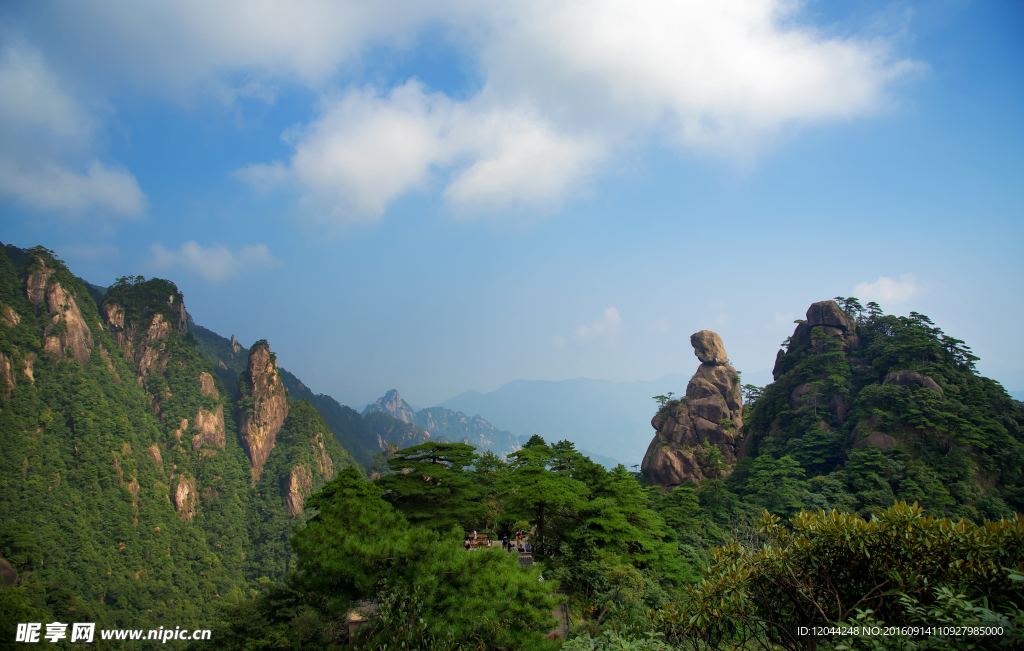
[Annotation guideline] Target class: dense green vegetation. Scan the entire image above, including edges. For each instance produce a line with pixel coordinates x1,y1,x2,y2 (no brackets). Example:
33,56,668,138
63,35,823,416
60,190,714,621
2,245,1022,650
0,246,360,648
0,248,253,644
736,298,1024,522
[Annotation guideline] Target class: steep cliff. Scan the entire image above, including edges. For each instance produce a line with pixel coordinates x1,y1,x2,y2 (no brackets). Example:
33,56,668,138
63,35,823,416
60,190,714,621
642,331,743,488
247,399,356,576
0,247,255,631
238,341,290,485
0,243,367,635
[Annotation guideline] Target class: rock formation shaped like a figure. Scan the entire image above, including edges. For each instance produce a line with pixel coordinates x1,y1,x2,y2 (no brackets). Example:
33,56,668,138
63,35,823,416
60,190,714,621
642,330,743,489
239,342,290,485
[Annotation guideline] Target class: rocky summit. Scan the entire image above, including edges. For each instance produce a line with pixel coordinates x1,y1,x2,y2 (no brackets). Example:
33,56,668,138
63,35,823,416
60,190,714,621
642,330,743,488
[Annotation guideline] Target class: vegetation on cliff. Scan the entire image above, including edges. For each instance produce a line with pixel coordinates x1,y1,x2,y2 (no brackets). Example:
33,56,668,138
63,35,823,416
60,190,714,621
735,299,1024,522
0,245,358,644
2,244,1021,650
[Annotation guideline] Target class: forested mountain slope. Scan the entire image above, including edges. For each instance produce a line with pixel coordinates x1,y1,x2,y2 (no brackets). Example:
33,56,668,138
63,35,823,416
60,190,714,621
0,245,358,641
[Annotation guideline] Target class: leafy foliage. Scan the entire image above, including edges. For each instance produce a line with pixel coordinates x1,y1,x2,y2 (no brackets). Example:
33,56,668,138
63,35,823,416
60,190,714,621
671,503,1023,650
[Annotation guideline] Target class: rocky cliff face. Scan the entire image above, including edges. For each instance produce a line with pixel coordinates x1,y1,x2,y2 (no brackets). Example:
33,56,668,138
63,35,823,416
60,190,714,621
285,465,312,516
102,294,187,384
763,300,950,454
642,330,743,488
239,342,290,485
26,259,95,367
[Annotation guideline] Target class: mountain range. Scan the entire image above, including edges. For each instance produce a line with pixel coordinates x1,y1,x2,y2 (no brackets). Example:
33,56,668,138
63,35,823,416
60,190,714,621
363,389,523,459
2,240,1022,644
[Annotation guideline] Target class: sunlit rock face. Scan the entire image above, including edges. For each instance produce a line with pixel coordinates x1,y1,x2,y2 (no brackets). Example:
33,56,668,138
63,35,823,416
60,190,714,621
642,331,743,489
239,342,289,485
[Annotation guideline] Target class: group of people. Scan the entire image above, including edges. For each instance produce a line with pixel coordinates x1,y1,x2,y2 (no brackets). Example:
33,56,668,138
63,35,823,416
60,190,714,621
463,530,486,550
461,528,558,558
501,529,531,554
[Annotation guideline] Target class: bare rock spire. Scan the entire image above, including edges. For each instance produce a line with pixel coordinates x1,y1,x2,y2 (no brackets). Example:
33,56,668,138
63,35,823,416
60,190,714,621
641,331,743,489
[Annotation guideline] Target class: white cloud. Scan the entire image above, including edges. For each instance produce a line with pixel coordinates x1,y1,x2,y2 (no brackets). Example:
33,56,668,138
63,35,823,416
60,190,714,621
853,273,925,305
0,45,146,217
551,335,567,349
19,0,920,218
652,319,671,334
149,241,278,282
287,82,453,218
240,81,602,221
572,307,622,343
0,160,146,216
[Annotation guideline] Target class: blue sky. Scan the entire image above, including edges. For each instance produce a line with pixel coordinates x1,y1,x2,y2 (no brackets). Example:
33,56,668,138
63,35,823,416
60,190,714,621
1,0,1022,408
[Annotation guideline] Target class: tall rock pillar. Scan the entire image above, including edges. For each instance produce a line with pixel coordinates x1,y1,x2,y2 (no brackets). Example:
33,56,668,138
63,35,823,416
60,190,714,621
641,330,743,489
239,341,289,485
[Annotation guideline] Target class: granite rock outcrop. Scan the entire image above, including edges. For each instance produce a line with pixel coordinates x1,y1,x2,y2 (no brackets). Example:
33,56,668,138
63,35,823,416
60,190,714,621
642,331,743,489
239,341,289,485
773,300,860,380
102,295,187,384
285,465,312,516
192,405,226,451
24,259,95,367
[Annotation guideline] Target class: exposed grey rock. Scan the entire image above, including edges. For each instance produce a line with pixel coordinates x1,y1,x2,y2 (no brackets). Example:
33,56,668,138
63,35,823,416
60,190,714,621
882,370,943,393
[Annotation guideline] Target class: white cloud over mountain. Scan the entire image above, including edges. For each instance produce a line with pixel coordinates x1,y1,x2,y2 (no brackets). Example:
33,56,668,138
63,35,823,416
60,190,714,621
853,273,926,305
12,0,921,221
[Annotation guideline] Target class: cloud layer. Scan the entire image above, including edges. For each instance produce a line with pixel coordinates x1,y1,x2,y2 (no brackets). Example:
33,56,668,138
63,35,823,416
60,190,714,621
11,0,921,221
0,45,146,217
149,241,278,282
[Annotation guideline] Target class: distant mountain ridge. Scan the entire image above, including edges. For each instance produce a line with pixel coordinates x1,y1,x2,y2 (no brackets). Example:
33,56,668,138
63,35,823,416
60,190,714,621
439,375,693,466
363,389,418,424
363,389,522,457
189,327,434,468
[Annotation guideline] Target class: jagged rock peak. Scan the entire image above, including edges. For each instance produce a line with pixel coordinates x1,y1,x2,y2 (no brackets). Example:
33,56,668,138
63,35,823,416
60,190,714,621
239,341,289,485
691,330,728,365
642,333,743,489
364,389,417,424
